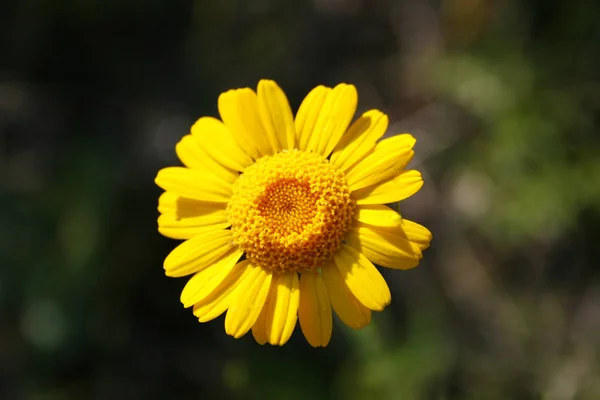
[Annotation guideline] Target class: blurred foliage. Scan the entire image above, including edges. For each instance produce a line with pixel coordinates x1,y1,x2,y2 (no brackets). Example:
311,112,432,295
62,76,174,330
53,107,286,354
1,0,600,399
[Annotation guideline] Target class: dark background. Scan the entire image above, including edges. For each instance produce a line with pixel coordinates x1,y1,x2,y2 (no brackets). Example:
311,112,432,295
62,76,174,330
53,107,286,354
2,0,600,399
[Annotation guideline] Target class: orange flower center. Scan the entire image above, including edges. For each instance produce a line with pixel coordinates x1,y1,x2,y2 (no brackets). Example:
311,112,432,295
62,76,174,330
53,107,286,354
227,150,355,273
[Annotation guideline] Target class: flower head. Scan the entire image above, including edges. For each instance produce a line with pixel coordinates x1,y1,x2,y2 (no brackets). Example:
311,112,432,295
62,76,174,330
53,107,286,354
155,80,431,347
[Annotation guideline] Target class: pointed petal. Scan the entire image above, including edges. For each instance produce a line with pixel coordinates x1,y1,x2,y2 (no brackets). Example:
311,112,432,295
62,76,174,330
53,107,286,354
354,204,402,228
333,244,391,311
155,167,232,203
163,230,235,277
346,134,416,191
180,248,244,307
225,263,273,338
345,225,423,270
321,260,371,329
218,88,271,158
191,117,254,171
257,80,295,151
330,110,388,171
298,272,332,347
193,259,254,322
353,170,424,205
304,84,358,157
295,85,331,151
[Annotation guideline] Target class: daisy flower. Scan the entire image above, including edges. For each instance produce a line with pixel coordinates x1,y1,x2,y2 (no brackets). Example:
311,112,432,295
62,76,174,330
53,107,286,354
155,80,431,347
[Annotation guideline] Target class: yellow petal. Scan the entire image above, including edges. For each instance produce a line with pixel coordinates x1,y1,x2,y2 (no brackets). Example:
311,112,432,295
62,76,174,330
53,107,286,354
193,259,254,322
298,272,332,347
321,260,371,329
353,170,424,205
252,272,302,346
225,263,273,338
191,117,254,171
155,167,232,203
158,215,229,240
251,305,268,345
157,197,229,239
354,204,402,228
345,225,422,270
330,110,388,171
257,80,295,151
295,85,331,151
163,230,235,277
218,88,271,158
260,272,300,346
333,244,391,311
174,134,204,169
175,135,239,183
346,134,416,191
180,248,243,307
158,192,225,217
401,219,433,250
304,84,358,157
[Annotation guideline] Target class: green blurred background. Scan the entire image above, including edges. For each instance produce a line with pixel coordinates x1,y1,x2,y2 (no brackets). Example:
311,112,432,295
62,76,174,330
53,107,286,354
2,0,600,398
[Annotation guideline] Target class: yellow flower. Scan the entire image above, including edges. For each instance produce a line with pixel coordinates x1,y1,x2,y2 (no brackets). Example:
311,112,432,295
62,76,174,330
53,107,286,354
155,80,431,347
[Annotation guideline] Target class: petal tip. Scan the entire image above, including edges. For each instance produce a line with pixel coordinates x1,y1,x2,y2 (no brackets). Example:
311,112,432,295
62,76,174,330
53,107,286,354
258,79,279,90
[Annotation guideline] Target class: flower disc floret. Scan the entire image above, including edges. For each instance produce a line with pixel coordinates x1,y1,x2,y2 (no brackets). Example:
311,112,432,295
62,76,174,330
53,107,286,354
227,150,355,273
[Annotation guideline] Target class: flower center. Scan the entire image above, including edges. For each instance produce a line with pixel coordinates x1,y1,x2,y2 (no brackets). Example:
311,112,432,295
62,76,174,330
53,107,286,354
227,150,355,274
